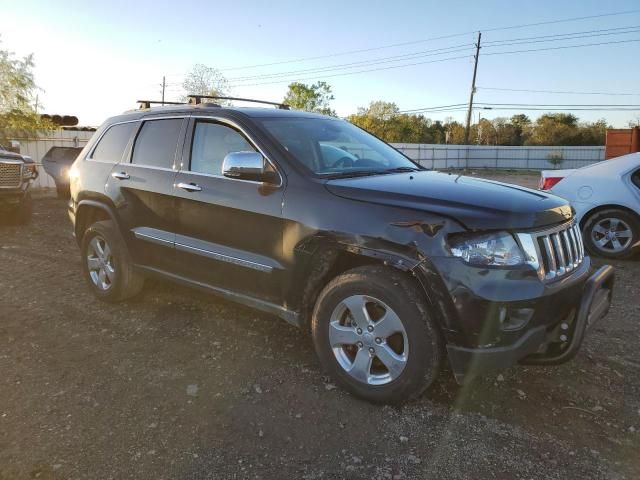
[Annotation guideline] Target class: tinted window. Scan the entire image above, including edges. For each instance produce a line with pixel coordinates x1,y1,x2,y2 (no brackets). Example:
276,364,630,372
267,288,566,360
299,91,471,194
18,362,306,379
190,122,256,175
131,119,183,169
632,168,640,189
91,123,136,163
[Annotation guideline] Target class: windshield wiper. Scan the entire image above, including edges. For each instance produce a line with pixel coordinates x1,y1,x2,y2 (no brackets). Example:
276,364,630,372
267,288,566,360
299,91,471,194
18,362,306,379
384,166,421,173
322,170,388,179
322,166,422,179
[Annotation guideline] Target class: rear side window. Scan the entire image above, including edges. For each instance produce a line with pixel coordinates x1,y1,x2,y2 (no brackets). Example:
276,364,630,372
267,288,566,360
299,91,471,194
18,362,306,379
632,168,640,189
91,122,136,163
131,119,183,169
190,121,256,175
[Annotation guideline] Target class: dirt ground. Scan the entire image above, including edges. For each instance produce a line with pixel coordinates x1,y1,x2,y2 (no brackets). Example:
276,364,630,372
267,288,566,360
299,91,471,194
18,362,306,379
1,174,639,480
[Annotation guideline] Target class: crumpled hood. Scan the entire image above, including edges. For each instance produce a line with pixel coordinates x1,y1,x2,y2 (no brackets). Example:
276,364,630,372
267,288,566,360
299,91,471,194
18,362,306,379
324,171,573,230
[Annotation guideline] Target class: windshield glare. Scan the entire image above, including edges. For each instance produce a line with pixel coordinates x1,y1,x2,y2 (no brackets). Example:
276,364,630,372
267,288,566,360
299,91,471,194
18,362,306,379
258,117,419,176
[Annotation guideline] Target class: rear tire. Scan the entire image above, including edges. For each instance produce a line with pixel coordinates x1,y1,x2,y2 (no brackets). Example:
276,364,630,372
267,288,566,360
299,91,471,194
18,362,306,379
582,209,639,259
311,265,443,404
80,220,144,302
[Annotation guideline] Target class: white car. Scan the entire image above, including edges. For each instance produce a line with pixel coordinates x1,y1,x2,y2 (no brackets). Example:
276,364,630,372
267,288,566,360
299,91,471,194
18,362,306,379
539,152,640,259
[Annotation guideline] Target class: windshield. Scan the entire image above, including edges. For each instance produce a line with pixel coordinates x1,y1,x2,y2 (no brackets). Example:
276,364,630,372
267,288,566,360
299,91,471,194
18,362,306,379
258,117,420,177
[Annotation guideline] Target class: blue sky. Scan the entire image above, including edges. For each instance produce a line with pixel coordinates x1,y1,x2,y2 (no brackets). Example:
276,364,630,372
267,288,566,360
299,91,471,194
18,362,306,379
1,0,639,126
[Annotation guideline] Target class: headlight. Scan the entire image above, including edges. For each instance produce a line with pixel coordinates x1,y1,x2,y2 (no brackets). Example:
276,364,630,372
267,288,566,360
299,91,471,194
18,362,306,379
22,163,37,178
449,231,524,266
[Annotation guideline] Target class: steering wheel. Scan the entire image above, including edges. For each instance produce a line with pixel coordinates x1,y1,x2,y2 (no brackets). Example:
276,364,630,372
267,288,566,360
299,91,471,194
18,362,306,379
330,156,355,169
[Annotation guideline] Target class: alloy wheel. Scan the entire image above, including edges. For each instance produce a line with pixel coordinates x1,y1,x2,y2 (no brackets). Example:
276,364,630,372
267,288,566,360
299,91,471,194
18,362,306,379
591,217,633,253
87,235,115,290
329,295,408,385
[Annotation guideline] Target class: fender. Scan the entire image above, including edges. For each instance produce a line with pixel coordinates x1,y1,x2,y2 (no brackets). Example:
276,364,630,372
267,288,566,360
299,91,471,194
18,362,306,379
74,197,120,241
286,233,425,328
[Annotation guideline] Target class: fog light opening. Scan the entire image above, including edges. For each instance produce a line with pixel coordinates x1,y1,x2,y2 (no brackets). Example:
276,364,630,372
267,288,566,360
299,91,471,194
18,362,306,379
500,307,534,331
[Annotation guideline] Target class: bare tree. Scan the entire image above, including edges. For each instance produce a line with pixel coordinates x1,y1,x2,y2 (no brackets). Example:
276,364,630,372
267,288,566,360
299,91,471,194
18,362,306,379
181,64,229,101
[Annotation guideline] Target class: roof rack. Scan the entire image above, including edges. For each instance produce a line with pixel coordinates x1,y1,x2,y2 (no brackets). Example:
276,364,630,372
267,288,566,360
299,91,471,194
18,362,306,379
137,99,186,109
187,95,290,110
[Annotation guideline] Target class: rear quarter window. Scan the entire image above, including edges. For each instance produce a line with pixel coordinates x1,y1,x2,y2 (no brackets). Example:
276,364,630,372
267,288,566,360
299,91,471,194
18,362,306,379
632,168,640,190
91,122,137,163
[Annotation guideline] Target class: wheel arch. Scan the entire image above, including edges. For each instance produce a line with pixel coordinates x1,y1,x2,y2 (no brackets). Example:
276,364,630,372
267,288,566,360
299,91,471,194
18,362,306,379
74,199,119,244
289,238,450,339
579,203,640,230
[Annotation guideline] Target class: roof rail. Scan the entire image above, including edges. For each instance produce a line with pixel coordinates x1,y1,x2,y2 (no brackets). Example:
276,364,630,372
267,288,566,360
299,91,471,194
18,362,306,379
187,95,290,110
137,99,186,109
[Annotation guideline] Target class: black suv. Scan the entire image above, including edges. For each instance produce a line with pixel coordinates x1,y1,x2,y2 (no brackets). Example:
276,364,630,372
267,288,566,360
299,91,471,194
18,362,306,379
68,98,614,403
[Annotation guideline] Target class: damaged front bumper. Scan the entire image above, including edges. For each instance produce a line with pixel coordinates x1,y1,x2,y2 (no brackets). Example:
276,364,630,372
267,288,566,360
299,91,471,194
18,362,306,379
445,265,614,384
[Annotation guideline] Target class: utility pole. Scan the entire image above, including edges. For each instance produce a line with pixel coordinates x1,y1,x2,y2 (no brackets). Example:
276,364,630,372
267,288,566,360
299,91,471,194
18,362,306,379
161,76,166,105
463,32,482,149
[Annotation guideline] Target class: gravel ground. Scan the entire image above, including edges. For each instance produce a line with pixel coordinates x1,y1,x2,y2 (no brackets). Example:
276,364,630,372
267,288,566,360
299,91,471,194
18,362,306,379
1,178,639,480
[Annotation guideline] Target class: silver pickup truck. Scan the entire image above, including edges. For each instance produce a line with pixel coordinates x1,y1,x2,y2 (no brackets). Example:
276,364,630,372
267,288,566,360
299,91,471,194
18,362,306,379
0,143,38,224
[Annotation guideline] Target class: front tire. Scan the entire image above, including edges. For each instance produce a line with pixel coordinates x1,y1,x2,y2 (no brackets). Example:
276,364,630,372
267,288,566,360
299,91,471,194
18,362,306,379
582,209,639,259
311,265,443,404
80,220,144,302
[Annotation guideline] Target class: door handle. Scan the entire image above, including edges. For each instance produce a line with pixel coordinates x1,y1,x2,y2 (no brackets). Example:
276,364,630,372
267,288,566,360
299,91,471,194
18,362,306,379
177,182,202,192
112,171,130,180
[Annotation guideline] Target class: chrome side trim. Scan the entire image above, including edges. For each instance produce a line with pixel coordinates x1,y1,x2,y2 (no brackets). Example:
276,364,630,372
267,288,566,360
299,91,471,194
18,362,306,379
132,227,276,273
132,227,174,247
175,242,273,273
129,163,176,172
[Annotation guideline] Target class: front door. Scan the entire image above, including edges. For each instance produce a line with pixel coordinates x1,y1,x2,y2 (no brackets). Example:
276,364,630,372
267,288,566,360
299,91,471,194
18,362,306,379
172,118,285,303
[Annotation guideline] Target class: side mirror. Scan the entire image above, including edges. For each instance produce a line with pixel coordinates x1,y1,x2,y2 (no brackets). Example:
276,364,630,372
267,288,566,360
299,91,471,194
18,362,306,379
223,151,272,183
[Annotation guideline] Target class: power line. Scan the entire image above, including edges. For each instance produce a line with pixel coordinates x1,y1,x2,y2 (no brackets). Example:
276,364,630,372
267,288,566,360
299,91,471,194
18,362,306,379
476,103,640,107
228,54,472,88
230,37,640,88
482,24,640,45
228,44,474,82
478,107,639,111
397,103,640,114
482,26,640,48
478,87,640,96
482,37,640,56
227,30,638,85
400,103,468,113
218,9,640,71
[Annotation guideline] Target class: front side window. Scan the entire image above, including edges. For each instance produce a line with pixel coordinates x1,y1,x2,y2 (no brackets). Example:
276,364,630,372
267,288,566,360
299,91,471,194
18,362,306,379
91,122,136,163
190,121,256,175
131,119,183,169
258,117,420,177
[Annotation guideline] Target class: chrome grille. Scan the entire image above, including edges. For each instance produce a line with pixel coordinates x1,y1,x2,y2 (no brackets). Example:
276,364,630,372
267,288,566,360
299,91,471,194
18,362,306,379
0,162,22,188
517,222,585,281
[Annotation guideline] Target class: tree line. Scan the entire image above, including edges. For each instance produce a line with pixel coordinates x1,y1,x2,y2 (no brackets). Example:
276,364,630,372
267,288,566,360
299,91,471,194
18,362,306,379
281,82,612,146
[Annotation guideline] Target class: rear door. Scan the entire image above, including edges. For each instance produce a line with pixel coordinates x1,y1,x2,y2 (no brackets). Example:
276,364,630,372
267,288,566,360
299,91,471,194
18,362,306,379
108,117,187,271
171,117,286,303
